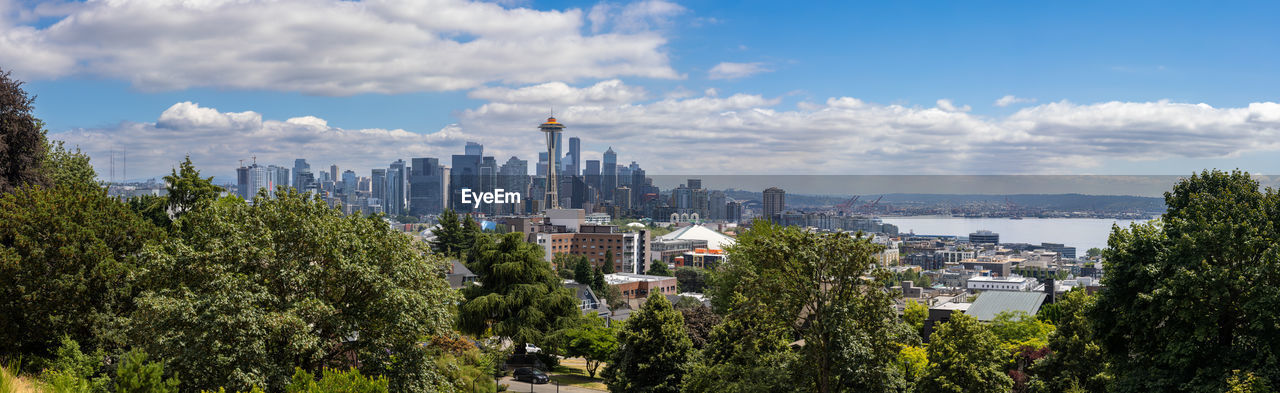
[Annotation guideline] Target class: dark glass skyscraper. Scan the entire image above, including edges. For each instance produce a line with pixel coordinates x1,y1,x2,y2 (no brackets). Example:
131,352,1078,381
409,157,444,215
567,136,580,176
602,147,617,201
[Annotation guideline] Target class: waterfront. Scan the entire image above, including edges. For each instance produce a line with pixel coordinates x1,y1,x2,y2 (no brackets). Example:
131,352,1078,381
881,216,1154,253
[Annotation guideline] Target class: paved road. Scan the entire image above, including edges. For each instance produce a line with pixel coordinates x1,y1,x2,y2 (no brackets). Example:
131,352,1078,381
499,377,604,393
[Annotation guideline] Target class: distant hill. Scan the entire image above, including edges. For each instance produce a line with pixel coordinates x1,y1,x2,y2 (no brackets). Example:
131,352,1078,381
723,190,1165,212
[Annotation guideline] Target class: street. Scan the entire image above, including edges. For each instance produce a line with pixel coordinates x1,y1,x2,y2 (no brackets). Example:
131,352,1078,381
499,376,605,393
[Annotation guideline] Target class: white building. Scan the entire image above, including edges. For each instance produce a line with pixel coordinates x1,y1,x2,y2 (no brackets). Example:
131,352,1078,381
966,275,1042,292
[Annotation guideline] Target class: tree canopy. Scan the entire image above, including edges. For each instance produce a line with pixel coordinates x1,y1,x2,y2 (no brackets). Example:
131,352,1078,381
603,293,692,393
0,68,48,193
458,232,578,347
1093,170,1280,392
920,313,1013,393
128,189,457,392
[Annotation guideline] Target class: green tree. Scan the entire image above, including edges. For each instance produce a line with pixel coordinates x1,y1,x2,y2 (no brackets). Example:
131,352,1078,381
1224,371,1272,393
601,250,615,274
1084,248,1103,259
673,267,707,293
162,156,221,219
904,300,928,336
989,311,1054,353
677,303,720,350
0,69,48,193
129,189,457,392
682,294,799,393
285,367,388,393
1029,289,1109,393
429,209,465,257
43,140,97,189
551,315,617,378
646,261,672,276
458,232,579,348
0,182,162,359
115,351,179,393
603,293,692,393
1093,170,1280,393
40,337,111,393
920,313,1013,393
896,345,929,391
709,221,913,393
591,266,607,293
573,257,594,285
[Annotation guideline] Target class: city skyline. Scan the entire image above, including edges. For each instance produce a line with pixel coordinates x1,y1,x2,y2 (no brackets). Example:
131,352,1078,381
6,1,1279,181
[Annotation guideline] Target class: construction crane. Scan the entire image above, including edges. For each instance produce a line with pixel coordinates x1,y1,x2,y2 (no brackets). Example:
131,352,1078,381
857,195,884,213
835,195,860,215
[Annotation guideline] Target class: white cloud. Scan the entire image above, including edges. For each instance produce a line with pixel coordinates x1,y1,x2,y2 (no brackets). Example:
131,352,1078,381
935,99,971,113
994,95,1037,107
47,83,1280,179
708,62,771,80
0,0,679,95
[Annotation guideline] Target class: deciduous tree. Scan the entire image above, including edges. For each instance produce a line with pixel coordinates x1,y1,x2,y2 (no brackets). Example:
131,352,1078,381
920,313,1012,393
1093,170,1280,392
603,293,691,393
0,69,47,193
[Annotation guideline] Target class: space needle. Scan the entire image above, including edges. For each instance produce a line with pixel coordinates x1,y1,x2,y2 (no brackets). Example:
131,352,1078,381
539,116,565,210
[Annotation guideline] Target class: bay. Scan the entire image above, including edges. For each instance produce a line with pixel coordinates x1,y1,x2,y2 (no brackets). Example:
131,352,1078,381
880,216,1153,252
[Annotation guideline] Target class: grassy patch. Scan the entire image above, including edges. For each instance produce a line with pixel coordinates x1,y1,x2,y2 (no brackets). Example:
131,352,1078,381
549,358,607,391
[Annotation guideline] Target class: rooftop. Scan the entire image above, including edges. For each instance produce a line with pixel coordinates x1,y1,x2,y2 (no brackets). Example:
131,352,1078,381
966,291,1047,321
604,273,675,285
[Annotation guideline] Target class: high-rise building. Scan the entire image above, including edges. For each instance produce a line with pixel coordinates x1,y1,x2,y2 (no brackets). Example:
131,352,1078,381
269,165,289,194
371,169,386,201
450,152,482,212
584,160,600,202
536,152,549,177
291,159,310,191
566,136,580,176
465,141,484,156
602,147,616,202
725,200,743,222
330,164,339,183
479,156,498,214
687,178,702,190
709,191,727,220
409,157,444,215
236,163,273,201
342,170,356,195
615,186,632,211
763,187,786,221
386,160,407,216
498,156,530,214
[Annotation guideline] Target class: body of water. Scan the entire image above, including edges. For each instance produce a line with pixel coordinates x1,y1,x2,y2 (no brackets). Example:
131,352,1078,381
880,216,1153,252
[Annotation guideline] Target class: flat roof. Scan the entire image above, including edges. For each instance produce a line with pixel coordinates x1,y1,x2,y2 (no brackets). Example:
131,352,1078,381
604,273,675,284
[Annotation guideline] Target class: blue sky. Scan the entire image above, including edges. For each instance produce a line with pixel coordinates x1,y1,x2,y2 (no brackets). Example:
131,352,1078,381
4,0,1279,181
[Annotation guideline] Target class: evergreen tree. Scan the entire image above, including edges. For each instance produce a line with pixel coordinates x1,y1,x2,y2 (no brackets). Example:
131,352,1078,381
115,351,179,393
458,233,579,347
573,257,593,285
43,139,97,189
682,294,798,393
603,293,692,393
591,266,607,293
163,156,221,219
0,182,162,359
0,69,48,193
601,250,615,274
646,260,672,276
429,209,464,257
920,313,1012,393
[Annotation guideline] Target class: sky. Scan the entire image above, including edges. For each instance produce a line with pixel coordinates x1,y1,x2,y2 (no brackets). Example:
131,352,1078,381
3,0,1279,183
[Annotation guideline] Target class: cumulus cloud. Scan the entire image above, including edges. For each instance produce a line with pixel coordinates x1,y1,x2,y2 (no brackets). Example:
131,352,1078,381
0,0,679,95
708,62,771,80
48,83,1280,179
935,99,971,113
995,95,1037,107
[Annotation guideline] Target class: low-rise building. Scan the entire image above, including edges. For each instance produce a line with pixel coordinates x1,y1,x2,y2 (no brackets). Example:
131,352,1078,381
966,275,1041,292
605,273,678,307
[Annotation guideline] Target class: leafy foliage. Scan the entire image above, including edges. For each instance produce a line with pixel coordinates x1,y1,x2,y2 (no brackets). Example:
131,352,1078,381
128,189,457,392
920,313,1012,393
39,337,111,393
430,210,480,260
710,220,913,393
673,267,707,293
646,260,672,276
0,183,162,359
675,303,720,350
603,293,691,393
904,300,928,336
1029,289,1109,393
458,232,578,347
1093,170,1280,392
284,367,388,393
0,69,48,193
550,315,617,378
43,140,97,189
114,351,179,393
988,311,1054,353
681,294,798,393
161,156,220,219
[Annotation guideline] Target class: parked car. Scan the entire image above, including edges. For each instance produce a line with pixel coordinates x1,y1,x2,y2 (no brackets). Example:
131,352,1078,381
512,367,549,384
514,342,541,354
